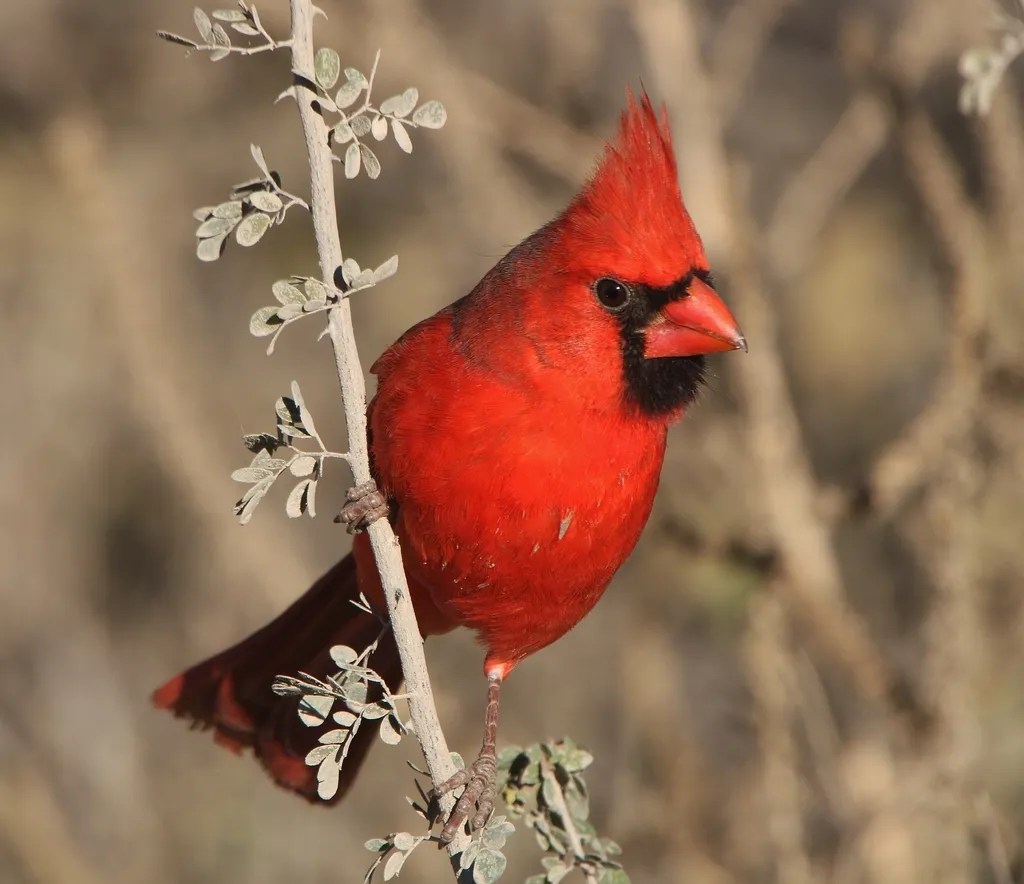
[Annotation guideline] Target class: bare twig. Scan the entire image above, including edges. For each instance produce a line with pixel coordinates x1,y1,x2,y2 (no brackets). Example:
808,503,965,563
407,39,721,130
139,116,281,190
897,105,987,884
539,758,600,884
286,0,465,856
745,591,812,884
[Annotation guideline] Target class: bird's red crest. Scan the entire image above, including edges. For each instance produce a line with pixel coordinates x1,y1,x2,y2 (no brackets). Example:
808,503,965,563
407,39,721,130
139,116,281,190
558,89,705,287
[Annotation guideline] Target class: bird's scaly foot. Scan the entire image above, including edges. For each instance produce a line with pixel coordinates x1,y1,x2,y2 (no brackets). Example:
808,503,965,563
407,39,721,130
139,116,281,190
433,749,498,844
334,480,388,534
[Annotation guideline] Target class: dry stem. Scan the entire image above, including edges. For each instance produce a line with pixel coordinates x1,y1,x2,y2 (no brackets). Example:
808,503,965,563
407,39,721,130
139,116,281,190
286,0,465,857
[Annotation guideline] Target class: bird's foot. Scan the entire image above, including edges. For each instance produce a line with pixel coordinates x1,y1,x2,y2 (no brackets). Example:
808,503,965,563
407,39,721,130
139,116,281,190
334,480,389,534
433,749,498,844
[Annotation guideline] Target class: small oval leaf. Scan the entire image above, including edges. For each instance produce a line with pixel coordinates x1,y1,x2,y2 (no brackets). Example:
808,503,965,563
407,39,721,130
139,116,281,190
194,7,214,43
334,121,354,143
335,80,362,109
379,716,402,745
196,216,237,238
196,232,228,262
273,280,306,305
380,87,418,117
317,755,340,800
290,455,316,477
286,479,311,518
235,212,271,246
249,191,283,212
360,144,381,180
383,850,407,881
391,119,413,153
344,142,361,179
314,47,341,90
246,305,276,338
213,200,244,219
473,848,507,884
393,832,415,852
371,114,388,141
331,645,358,666
412,100,447,129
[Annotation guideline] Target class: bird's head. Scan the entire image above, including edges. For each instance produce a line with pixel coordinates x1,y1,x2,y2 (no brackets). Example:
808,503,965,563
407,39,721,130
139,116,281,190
536,89,746,418
449,89,744,422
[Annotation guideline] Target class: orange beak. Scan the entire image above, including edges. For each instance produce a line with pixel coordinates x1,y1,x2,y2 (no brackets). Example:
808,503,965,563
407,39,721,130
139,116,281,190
643,276,746,358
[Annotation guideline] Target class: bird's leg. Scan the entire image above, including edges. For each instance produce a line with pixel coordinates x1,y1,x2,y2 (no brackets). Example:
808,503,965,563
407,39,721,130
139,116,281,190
434,673,502,843
334,480,389,534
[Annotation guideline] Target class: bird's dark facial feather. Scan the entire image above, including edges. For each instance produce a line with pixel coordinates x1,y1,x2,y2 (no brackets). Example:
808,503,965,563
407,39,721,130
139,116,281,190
594,270,713,417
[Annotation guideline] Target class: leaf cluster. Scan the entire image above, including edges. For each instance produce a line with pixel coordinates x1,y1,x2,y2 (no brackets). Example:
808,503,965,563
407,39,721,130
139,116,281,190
273,631,409,801
307,48,446,180
158,4,285,60
499,740,628,884
232,381,347,524
194,145,308,262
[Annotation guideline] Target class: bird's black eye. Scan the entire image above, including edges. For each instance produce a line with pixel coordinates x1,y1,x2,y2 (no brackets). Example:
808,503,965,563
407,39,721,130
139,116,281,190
594,277,631,312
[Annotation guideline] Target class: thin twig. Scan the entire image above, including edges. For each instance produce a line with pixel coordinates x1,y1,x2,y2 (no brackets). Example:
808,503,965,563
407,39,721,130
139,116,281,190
286,0,466,858
540,758,600,884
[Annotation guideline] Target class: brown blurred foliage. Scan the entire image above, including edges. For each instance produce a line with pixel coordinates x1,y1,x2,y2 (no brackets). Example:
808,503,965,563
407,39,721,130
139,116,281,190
2,0,1023,882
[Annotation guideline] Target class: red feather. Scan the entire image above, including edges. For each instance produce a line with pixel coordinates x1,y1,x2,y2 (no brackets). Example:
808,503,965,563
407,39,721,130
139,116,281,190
153,88,743,807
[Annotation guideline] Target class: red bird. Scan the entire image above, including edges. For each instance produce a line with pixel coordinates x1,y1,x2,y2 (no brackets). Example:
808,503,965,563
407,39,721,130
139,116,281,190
154,90,745,840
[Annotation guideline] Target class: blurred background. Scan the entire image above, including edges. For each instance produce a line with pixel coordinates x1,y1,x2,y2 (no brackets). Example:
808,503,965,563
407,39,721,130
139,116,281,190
2,0,1023,882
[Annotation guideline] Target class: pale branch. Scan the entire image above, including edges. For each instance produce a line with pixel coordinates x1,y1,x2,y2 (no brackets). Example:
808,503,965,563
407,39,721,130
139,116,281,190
539,759,600,884
285,0,466,857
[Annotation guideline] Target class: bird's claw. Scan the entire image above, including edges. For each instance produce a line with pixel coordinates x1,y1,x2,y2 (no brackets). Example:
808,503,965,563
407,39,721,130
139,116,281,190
433,750,498,843
334,480,389,534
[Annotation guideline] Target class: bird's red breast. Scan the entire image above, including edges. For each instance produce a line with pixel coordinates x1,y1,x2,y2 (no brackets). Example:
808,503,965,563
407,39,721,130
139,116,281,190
363,90,745,677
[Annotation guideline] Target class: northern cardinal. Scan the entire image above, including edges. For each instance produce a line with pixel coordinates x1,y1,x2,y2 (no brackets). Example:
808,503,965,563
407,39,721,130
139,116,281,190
154,89,745,840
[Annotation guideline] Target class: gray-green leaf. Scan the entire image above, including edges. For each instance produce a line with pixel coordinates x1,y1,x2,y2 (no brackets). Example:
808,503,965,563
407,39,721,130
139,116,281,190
344,67,368,89
379,716,402,745
380,87,418,118
212,9,247,22
304,278,329,302
391,119,412,153
235,212,271,246
383,850,407,881
373,255,399,284
196,216,237,238
336,79,362,109
460,842,480,870
286,479,312,518
305,744,336,765
360,144,380,180
317,754,340,800
290,455,316,477
249,305,280,337
194,7,214,43
299,693,334,727
412,100,447,129
393,832,415,852
350,114,372,137
344,142,361,178
333,709,357,727
341,258,361,285
213,200,244,219
196,232,228,262
249,191,283,213
314,47,341,90
273,280,306,305
334,121,355,143
472,847,507,884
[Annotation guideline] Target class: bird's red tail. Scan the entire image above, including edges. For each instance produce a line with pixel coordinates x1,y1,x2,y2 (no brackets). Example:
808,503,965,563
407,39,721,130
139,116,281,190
152,553,401,803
